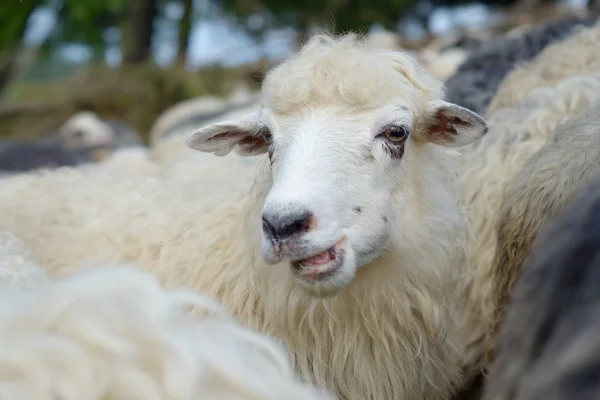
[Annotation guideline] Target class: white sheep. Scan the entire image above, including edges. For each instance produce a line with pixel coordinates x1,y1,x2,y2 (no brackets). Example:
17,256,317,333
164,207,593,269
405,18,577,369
444,15,599,116
0,33,490,400
0,232,334,400
486,20,600,117
149,85,259,147
457,70,600,380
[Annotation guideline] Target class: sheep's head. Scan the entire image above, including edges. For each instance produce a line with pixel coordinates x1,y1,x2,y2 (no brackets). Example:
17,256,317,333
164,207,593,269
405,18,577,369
59,111,116,150
187,33,487,297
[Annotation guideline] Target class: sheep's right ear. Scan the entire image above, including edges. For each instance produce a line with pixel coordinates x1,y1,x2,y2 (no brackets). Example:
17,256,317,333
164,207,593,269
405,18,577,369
186,111,268,157
419,100,488,147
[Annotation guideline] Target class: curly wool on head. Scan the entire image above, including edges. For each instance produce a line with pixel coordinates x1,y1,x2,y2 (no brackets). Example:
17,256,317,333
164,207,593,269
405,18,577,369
0,237,335,400
261,33,444,114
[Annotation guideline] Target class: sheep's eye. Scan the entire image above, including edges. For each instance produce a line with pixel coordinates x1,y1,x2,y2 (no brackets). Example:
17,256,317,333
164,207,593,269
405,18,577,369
72,129,85,139
260,128,272,143
382,126,409,142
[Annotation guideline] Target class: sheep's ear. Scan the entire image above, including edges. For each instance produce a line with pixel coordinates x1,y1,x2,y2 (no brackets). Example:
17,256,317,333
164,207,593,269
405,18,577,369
186,111,268,157
420,100,488,147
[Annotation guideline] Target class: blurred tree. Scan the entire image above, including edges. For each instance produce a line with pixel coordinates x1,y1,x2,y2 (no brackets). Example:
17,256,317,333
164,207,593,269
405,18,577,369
177,0,193,63
219,0,418,47
50,0,126,60
122,0,158,64
0,0,38,98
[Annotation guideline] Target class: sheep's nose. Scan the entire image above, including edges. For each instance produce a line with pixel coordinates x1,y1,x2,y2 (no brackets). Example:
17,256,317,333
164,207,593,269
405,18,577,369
262,209,313,241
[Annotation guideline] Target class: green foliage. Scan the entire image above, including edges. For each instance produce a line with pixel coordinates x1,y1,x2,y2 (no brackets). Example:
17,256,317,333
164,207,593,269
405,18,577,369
53,0,126,48
220,0,419,34
0,0,39,50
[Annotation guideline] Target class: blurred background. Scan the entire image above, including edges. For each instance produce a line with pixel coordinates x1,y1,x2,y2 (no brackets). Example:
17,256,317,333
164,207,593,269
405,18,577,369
0,0,597,144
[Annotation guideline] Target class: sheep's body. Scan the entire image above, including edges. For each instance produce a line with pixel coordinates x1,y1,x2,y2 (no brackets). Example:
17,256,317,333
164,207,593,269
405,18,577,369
487,21,600,116
458,71,600,378
149,89,259,147
149,96,228,145
444,14,598,115
0,232,334,400
487,104,600,359
0,34,485,400
482,176,600,400
0,141,466,400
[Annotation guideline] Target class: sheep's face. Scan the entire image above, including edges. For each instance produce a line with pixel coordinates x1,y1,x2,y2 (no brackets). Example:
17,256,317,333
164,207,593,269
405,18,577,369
187,99,487,297
187,33,487,297
59,112,116,150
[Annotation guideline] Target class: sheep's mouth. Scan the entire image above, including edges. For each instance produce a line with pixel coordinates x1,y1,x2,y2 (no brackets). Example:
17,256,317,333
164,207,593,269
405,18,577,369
291,238,346,282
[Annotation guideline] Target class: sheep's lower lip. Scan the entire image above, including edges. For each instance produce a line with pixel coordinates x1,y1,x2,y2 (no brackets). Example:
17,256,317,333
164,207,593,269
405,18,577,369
291,239,345,282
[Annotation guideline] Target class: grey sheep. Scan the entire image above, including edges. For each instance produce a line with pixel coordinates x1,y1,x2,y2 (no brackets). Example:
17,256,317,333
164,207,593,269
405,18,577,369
483,164,600,400
445,14,598,115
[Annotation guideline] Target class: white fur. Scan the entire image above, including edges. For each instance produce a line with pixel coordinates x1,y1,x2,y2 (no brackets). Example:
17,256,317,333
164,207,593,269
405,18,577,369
458,71,600,378
0,238,334,400
0,33,489,400
59,111,116,149
417,48,468,81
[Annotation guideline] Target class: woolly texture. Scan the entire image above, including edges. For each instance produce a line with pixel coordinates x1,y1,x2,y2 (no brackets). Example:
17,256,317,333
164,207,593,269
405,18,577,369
0,231,45,288
262,33,444,114
0,33,472,400
0,253,335,400
487,21,600,116
445,14,598,115
458,72,600,377
483,175,600,400
489,103,600,358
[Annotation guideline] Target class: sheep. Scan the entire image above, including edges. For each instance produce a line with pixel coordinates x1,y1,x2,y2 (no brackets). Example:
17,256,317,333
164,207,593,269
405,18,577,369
0,111,143,174
0,230,46,288
486,20,600,116
444,14,599,115
148,100,262,166
457,20,600,374
481,174,600,400
416,48,468,81
480,103,600,363
149,86,259,147
0,232,335,400
149,95,228,145
457,71,600,381
363,29,402,51
0,33,491,400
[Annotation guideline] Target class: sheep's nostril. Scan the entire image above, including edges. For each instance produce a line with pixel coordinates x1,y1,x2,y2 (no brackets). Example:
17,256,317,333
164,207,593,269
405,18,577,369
261,209,313,240
262,217,276,239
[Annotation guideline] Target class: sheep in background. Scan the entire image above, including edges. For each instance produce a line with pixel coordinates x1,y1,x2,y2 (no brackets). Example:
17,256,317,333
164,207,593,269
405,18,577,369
0,111,143,174
444,14,598,115
487,19,600,116
0,232,335,400
458,71,600,380
486,103,600,360
149,85,259,147
364,29,402,50
149,95,228,145
416,47,468,81
0,33,490,400
482,175,600,400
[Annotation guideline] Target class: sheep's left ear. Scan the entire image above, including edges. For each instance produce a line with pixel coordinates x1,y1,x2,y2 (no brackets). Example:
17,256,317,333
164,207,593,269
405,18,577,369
420,100,488,147
186,111,268,157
